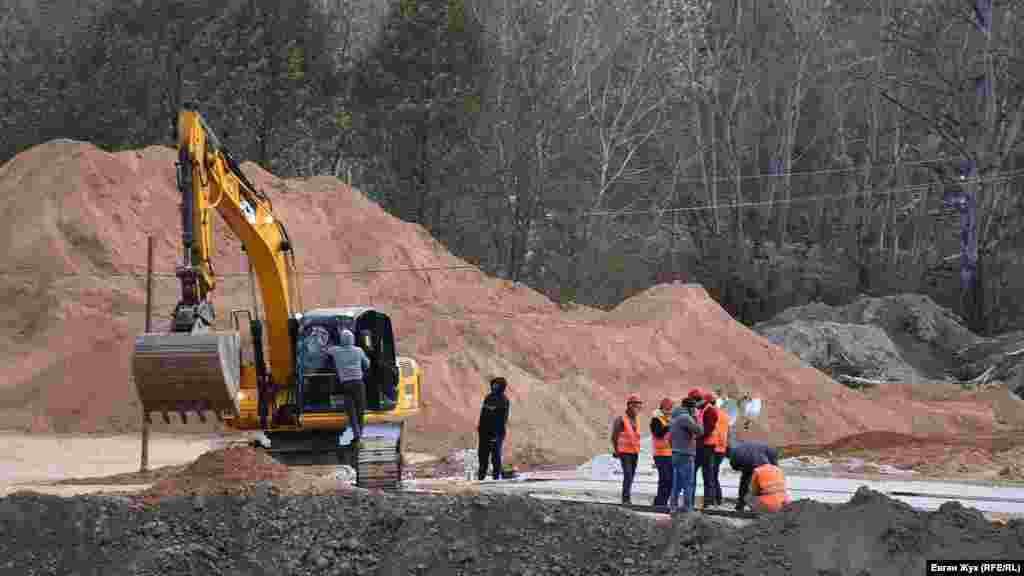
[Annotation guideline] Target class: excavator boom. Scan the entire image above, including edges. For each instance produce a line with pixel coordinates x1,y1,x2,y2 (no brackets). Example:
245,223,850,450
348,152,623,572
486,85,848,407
132,105,297,424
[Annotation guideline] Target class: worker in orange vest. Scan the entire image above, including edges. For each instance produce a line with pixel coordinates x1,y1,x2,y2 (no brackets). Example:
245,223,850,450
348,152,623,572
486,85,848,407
611,394,643,504
650,397,674,507
727,440,785,512
701,391,730,508
747,463,791,512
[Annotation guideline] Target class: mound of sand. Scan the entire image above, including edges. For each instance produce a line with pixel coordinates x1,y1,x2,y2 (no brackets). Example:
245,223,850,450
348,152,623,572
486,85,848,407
1,140,1019,464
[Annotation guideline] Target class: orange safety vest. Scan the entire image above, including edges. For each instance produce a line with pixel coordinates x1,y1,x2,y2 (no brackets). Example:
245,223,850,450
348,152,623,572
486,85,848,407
751,464,791,512
617,414,641,454
652,414,672,457
705,406,730,454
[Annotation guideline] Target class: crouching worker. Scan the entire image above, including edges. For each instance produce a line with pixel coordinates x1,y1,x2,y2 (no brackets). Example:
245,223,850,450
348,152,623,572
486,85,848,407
747,462,791,513
727,440,790,513
328,329,369,441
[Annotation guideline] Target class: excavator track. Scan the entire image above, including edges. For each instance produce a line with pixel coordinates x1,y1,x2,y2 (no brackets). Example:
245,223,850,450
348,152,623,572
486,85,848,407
356,422,404,490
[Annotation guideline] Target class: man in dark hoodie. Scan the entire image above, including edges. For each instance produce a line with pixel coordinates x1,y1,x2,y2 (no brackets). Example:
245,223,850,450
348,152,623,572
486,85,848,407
477,377,510,480
727,440,780,512
668,395,703,512
327,328,370,441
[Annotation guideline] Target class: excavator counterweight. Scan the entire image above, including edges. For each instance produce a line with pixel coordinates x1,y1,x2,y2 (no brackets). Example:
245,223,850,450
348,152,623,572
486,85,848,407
133,331,241,423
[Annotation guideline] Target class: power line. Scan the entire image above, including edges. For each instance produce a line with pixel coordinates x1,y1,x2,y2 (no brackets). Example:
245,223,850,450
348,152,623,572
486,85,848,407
3,171,1019,280
667,155,957,187
583,169,1024,217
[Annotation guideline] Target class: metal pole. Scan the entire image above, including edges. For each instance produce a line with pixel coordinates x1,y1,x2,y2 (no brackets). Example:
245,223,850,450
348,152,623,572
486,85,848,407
141,235,154,472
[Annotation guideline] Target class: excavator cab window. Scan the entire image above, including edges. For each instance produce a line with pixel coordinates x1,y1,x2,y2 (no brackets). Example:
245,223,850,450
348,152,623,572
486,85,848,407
296,316,354,412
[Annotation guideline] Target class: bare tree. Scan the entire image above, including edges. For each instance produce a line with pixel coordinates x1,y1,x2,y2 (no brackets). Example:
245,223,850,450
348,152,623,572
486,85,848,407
882,0,1024,328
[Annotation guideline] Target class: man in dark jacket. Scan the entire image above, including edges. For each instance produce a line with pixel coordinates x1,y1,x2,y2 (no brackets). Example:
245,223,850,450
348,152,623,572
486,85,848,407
727,440,779,511
477,377,510,480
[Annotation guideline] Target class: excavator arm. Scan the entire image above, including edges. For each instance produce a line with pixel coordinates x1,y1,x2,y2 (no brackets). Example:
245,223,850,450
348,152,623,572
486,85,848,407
133,105,298,424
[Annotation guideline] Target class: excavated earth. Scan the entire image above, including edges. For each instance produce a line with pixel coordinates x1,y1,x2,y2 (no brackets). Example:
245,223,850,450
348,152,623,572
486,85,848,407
0,484,1022,576
4,140,1024,467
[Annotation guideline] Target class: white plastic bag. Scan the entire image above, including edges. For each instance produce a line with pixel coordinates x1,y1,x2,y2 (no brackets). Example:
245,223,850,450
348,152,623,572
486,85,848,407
743,398,762,419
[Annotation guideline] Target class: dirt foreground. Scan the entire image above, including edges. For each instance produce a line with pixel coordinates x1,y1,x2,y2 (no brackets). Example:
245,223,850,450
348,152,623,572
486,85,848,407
0,482,1021,576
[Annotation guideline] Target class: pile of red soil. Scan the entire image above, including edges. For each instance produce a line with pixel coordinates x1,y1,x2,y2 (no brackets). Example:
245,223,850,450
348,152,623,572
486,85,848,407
140,445,292,502
1,140,1021,464
787,429,1024,480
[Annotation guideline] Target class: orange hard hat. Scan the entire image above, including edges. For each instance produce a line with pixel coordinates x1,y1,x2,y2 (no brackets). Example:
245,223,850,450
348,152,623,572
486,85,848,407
626,394,643,405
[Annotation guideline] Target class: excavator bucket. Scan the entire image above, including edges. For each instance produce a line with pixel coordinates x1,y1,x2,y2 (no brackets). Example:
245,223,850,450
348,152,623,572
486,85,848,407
132,332,242,423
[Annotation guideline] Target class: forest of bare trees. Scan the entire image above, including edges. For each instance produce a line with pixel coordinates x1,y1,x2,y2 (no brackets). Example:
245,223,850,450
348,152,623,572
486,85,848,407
2,0,1024,332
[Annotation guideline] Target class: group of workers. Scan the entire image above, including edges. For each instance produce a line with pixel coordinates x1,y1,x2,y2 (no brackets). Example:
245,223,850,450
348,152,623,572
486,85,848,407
332,328,788,514
611,389,791,514
470,377,791,514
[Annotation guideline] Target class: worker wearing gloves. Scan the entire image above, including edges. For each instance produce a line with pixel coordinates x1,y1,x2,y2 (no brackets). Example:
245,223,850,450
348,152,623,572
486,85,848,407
650,398,674,507
726,440,784,512
611,394,643,504
477,377,511,480
327,328,369,441
668,395,703,513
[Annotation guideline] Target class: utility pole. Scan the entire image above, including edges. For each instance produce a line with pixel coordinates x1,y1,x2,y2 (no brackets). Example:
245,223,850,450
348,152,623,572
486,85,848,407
140,235,155,472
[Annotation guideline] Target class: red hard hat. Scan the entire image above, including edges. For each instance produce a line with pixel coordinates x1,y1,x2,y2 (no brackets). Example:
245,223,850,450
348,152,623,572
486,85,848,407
687,388,706,400
703,391,717,403
626,394,643,405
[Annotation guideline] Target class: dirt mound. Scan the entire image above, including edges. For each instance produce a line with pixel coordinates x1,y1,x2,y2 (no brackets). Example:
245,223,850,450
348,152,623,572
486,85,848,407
140,445,292,501
759,320,920,382
0,489,673,575
1,140,1020,463
758,294,981,380
785,424,1024,481
823,431,927,452
669,487,1024,575
956,330,1024,389
1,488,1020,576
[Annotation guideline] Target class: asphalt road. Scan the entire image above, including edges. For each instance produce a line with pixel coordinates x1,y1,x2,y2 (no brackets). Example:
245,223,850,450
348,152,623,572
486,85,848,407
468,468,1024,514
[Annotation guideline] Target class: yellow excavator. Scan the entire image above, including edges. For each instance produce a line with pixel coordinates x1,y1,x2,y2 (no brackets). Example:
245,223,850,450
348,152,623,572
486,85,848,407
131,104,421,489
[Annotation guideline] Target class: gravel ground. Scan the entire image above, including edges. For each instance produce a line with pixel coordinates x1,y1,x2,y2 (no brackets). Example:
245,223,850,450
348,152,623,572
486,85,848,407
1,485,1023,576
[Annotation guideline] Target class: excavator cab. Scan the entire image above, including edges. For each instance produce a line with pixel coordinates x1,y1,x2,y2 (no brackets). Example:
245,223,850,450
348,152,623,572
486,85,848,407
295,307,399,416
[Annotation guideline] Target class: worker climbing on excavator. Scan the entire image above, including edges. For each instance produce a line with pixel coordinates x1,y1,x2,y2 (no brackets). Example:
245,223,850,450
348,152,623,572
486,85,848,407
131,104,422,489
328,328,369,441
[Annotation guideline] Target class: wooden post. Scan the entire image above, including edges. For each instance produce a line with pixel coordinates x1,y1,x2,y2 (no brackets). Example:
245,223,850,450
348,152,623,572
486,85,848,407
140,235,154,472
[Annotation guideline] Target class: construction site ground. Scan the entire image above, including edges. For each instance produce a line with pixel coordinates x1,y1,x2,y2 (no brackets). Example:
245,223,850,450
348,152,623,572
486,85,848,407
5,141,1024,572
2,442,1024,575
